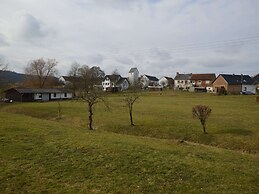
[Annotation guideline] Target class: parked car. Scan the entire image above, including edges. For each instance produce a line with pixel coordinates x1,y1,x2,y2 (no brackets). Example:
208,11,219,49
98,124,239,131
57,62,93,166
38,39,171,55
0,98,13,103
241,91,255,95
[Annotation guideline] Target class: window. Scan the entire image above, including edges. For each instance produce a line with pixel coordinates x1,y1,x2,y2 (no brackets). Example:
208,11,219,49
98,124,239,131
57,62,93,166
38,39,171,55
64,93,67,97
39,93,42,98
205,80,210,84
244,87,247,91
53,93,56,97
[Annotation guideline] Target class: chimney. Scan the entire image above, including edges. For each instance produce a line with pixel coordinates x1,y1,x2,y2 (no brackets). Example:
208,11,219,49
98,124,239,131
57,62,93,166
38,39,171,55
176,72,179,75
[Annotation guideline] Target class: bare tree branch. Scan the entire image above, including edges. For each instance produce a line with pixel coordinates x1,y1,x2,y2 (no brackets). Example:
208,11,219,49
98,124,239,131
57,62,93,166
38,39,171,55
79,89,109,130
25,58,58,88
192,105,212,133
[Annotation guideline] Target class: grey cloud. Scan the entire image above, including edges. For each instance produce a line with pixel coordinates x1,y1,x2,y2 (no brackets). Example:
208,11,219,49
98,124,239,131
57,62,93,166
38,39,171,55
86,54,104,65
15,12,49,41
115,56,134,65
0,34,8,46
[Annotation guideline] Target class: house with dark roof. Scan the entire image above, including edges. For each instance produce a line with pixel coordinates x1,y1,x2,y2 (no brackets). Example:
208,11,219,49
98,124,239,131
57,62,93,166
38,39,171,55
252,74,259,94
159,76,174,88
102,75,129,92
174,72,192,91
212,74,256,94
4,88,73,102
140,74,159,89
190,73,216,92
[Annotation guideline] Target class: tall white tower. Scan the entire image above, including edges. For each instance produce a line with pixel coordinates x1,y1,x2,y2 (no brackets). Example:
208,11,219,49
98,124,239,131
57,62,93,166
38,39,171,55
128,67,139,86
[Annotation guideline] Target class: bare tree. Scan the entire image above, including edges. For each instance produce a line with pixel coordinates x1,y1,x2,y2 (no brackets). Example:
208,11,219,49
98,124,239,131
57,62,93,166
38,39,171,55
192,105,212,133
123,89,140,126
78,65,91,91
25,58,58,88
68,62,81,96
79,89,109,130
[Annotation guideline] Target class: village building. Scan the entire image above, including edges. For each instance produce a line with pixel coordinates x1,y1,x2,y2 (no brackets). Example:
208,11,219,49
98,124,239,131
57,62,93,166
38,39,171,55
128,68,139,86
174,72,192,91
159,76,174,88
140,75,159,89
102,75,129,92
252,74,259,94
4,88,73,102
190,73,216,92
212,74,256,94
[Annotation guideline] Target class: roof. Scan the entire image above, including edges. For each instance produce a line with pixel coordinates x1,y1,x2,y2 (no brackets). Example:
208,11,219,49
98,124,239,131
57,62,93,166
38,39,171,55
252,74,259,84
174,73,192,80
5,88,71,94
161,76,173,80
104,75,121,82
144,75,159,81
116,77,129,85
191,74,216,81
60,76,83,82
220,74,253,85
129,68,138,73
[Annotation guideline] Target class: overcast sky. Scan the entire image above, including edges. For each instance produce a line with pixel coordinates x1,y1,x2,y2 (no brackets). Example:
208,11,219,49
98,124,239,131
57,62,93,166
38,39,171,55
0,0,259,77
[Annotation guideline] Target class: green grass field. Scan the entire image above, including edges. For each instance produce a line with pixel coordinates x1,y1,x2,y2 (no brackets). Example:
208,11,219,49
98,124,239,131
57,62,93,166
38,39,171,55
1,91,259,193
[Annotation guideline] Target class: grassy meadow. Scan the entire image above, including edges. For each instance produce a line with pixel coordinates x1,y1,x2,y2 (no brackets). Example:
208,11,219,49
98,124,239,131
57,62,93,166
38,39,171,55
0,91,259,193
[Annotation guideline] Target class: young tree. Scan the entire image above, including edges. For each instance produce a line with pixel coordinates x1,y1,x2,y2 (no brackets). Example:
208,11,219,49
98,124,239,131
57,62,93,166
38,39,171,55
123,87,140,126
79,89,109,130
192,105,212,133
25,58,58,88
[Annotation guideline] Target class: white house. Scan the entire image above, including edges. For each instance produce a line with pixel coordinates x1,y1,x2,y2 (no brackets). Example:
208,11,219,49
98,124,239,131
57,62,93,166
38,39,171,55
140,75,159,89
4,88,73,102
174,72,192,91
159,76,174,88
102,75,129,91
128,67,139,86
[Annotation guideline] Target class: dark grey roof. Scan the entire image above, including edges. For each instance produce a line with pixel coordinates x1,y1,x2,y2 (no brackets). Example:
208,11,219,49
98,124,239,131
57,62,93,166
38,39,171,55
6,88,71,94
104,75,121,82
220,74,253,85
116,77,129,85
252,74,259,84
161,76,173,80
174,73,192,80
145,75,159,81
129,68,138,73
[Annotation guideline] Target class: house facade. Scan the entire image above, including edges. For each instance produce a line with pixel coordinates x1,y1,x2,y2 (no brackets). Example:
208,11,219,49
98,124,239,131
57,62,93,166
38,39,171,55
128,68,139,86
159,76,174,88
213,74,256,94
4,88,73,102
102,75,129,92
140,75,159,89
174,72,192,91
190,73,216,92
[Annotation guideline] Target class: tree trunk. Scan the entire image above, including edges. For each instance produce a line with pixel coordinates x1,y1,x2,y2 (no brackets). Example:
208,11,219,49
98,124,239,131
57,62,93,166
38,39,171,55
202,123,207,133
88,103,93,130
129,105,134,126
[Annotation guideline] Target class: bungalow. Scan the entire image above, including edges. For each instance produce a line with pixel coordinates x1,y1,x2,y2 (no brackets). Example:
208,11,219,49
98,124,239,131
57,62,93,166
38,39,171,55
4,88,73,102
140,75,159,89
190,73,216,92
159,76,174,88
102,75,129,92
212,74,256,94
174,72,192,91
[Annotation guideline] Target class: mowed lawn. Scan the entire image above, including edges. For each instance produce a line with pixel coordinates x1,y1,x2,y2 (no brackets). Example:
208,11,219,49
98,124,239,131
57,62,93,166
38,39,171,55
0,111,259,193
2,91,259,153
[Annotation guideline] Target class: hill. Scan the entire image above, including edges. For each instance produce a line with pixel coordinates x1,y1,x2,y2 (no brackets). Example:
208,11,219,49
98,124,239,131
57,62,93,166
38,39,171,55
0,70,26,85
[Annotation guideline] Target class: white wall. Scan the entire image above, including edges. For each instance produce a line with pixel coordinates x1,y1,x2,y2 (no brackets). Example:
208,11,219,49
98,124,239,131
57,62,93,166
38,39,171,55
242,85,256,94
